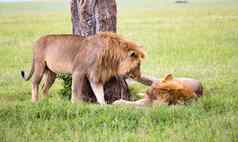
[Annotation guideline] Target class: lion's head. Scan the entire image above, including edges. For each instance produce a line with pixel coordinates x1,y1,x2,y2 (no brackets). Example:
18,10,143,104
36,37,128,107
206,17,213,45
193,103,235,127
95,32,145,83
151,74,184,94
117,43,145,80
146,74,196,104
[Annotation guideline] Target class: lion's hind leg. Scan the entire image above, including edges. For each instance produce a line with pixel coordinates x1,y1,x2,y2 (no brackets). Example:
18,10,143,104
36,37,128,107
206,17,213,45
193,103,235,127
42,70,56,97
31,61,46,102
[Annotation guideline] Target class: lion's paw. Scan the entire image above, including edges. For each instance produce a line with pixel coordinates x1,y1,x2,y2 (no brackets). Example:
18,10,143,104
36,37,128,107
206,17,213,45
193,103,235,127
113,99,127,105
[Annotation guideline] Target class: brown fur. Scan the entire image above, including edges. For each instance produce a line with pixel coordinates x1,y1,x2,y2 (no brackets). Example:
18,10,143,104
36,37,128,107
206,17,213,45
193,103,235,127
113,74,203,106
21,32,145,103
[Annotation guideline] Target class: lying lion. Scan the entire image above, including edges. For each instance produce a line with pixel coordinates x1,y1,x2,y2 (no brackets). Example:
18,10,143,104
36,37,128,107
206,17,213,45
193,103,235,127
114,74,203,106
21,32,145,104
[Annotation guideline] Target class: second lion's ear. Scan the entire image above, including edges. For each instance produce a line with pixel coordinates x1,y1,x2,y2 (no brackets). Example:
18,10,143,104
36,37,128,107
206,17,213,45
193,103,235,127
163,73,173,81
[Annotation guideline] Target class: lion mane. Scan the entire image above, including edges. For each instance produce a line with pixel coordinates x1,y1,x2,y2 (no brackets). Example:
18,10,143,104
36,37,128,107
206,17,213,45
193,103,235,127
91,32,145,84
146,74,197,105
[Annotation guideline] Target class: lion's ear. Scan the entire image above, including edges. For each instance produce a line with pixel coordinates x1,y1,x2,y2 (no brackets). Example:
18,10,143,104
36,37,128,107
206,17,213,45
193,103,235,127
163,74,173,81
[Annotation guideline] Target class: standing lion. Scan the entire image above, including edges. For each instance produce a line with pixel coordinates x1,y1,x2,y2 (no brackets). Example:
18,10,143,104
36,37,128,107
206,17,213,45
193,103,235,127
21,32,145,104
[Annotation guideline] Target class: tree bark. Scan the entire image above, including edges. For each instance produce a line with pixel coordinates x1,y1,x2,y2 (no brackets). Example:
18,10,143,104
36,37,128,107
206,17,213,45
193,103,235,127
70,0,130,104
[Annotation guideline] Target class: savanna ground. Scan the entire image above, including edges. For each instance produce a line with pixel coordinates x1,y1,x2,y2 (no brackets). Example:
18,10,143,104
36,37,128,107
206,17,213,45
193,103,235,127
0,0,238,141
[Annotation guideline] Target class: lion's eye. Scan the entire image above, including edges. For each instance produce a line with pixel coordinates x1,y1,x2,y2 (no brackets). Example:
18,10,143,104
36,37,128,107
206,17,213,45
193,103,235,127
130,52,136,57
128,51,138,58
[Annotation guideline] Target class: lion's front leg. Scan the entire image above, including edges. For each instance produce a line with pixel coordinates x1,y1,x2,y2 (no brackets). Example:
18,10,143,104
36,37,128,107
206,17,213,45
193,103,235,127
71,72,86,103
113,98,152,107
89,81,106,105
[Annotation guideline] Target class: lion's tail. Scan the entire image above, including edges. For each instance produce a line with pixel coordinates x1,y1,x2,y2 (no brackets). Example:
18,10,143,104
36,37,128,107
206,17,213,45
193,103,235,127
21,59,34,81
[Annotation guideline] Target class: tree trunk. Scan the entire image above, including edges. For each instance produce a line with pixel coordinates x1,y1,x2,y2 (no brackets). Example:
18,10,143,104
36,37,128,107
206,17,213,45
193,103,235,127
70,0,130,104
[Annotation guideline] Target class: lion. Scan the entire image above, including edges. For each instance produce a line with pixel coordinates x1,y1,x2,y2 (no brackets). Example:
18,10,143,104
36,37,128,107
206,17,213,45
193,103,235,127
113,74,203,106
21,32,145,104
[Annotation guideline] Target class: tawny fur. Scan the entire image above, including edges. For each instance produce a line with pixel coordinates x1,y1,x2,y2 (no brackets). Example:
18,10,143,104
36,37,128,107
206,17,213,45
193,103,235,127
94,32,145,83
113,74,203,106
21,32,145,103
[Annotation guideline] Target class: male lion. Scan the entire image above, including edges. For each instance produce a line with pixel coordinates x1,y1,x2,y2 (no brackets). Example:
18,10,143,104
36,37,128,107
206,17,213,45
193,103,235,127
21,32,145,104
114,74,203,106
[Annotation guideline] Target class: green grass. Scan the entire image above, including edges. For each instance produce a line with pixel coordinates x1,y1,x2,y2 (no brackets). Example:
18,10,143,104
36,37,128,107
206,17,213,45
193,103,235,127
0,0,238,141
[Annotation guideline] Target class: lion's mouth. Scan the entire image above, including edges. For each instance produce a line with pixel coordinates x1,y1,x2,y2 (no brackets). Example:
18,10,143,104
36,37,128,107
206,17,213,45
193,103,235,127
128,74,140,80
129,74,136,79
122,71,140,80
123,73,134,79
